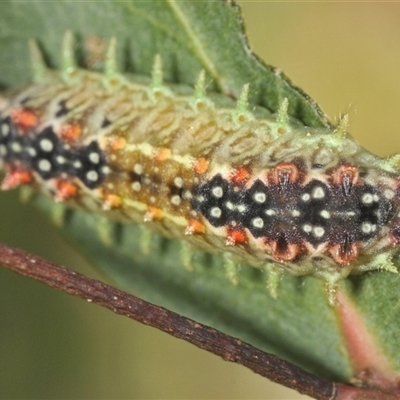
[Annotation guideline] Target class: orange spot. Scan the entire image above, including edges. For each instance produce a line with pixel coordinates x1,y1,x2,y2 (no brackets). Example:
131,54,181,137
154,147,171,162
193,157,209,174
270,235,300,262
102,193,121,210
55,180,78,202
144,206,163,222
270,162,300,186
185,219,206,235
1,167,32,190
226,228,247,246
60,123,81,141
331,164,360,196
11,109,38,130
231,167,250,185
107,136,126,151
329,236,360,265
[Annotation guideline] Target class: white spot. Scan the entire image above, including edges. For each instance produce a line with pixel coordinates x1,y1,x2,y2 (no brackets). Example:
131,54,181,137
301,193,310,201
11,142,22,153
361,222,373,234
210,207,222,218
265,209,276,216
312,186,325,199
1,123,10,137
174,177,183,188
373,194,379,202
38,159,51,172
384,189,395,200
303,224,312,233
73,160,82,169
0,144,7,156
144,177,151,185
320,210,331,219
212,186,224,198
291,209,300,217
362,193,373,204
107,183,114,190
150,196,156,203
171,195,181,206
226,201,235,210
252,217,264,228
101,165,111,175
183,190,192,200
56,155,66,164
313,226,325,238
89,152,100,164
237,204,246,213
131,182,141,192
196,195,205,203
86,170,99,182
27,147,37,157
39,138,53,152
133,163,143,175
253,192,266,203
346,211,356,217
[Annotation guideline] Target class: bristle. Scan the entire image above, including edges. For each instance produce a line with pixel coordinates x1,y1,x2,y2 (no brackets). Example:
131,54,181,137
223,253,238,285
236,83,250,113
233,83,254,125
194,70,206,99
383,154,400,172
139,227,152,255
104,37,118,77
277,98,289,127
148,54,171,99
265,264,281,300
333,114,349,137
61,31,78,80
190,70,213,111
368,252,397,273
29,40,47,82
96,217,114,246
180,242,194,271
151,54,163,88
50,202,69,228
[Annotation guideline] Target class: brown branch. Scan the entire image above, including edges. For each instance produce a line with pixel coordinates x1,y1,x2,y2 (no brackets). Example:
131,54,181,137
0,241,336,399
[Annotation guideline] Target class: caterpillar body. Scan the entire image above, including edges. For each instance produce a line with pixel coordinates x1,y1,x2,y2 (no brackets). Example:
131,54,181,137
1,33,400,301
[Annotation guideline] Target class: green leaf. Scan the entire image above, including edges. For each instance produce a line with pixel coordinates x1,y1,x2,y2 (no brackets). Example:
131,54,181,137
2,0,400,391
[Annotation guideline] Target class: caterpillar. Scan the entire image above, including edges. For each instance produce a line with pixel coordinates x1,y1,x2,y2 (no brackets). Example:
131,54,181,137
1,32,399,303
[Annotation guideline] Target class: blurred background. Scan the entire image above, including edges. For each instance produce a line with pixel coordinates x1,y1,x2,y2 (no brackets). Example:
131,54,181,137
1,2,400,399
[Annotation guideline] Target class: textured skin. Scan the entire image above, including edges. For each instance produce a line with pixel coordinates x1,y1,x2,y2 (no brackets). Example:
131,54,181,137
1,42,400,291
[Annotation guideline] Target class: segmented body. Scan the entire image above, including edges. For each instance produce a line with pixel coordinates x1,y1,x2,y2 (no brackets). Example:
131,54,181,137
1,36,400,291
